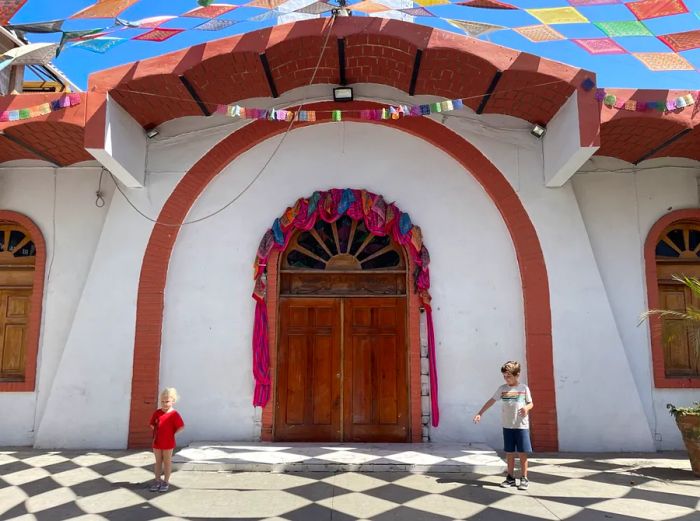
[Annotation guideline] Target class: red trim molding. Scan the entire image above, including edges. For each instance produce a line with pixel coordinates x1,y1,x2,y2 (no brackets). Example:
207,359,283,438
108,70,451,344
128,101,558,450
644,209,700,388
0,211,46,392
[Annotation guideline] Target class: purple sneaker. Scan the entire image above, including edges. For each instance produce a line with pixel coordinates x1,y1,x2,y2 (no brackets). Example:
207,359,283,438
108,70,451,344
158,482,170,493
149,480,161,492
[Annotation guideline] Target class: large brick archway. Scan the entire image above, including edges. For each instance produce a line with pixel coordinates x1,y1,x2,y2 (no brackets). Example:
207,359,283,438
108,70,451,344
127,102,558,451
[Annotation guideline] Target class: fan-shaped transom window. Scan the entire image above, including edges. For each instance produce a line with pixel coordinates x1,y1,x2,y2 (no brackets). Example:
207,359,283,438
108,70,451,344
655,223,700,260
283,216,405,271
0,224,36,266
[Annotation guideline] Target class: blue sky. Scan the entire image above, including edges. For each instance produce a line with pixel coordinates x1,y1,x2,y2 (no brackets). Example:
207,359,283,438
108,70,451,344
8,0,700,90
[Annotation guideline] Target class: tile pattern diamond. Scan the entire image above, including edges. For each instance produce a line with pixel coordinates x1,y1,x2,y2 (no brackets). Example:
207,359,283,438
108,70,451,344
0,448,697,521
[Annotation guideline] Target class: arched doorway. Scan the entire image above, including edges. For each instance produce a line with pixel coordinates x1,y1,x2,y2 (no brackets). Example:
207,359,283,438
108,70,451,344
0,221,37,382
275,215,409,441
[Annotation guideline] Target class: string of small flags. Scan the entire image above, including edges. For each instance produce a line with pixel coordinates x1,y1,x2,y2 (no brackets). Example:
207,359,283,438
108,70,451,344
0,93,81,122
595,89,696,112
215,99,465,122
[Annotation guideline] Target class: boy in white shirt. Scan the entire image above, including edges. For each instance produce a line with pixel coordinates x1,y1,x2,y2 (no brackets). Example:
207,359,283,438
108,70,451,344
473,361,533,490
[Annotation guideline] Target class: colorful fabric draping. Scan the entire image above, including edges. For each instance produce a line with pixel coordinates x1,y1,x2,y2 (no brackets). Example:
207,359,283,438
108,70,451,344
445,19,506,36
594,20,653,37
72,36,127,53
6,19,64,33
195,18,236,30
0,93,80,122
457,0,517,9
252,189,440,427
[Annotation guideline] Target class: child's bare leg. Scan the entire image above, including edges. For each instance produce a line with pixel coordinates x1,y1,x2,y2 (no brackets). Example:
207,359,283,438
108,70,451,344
519,453,528,478
506,453,516,476
153,449,163,481
162,449,174,483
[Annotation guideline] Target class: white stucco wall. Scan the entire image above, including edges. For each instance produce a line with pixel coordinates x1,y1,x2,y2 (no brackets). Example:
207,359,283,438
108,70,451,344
0,83,686,451
573,158,700,450
0,164,112,445
160,123,525,450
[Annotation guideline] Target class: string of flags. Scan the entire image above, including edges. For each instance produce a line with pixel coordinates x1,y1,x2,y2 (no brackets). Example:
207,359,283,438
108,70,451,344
0,93,80,122
216,99,465,122
595,89,697,113
0,0,699,74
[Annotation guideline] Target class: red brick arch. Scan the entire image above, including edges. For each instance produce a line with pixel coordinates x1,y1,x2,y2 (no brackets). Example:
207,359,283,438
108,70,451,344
127,101,558,451
0,211,46,392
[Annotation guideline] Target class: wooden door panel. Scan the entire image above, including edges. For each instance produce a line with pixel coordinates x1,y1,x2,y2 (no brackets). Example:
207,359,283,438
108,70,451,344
343,297,408,442
275,298,341,441
0,288,31,379
658,285,698,376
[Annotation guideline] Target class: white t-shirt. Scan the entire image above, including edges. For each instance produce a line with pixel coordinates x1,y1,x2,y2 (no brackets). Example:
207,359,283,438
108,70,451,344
491,383,532,429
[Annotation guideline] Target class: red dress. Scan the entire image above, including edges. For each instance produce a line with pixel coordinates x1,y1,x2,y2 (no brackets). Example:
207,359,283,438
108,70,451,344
150,409,184,450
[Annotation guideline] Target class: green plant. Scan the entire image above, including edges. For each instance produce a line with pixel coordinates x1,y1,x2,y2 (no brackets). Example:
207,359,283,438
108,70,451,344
667,402,700,419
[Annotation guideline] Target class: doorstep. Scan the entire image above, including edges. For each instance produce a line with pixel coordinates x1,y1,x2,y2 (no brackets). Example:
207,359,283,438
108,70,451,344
173,442,506,474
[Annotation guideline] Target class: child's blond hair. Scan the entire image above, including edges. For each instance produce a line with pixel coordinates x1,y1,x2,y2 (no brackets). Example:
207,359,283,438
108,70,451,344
160,387,179,402
501,361,521,377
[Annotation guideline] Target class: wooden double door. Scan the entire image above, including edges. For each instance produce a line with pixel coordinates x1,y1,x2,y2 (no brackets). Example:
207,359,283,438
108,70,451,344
275,297,408,442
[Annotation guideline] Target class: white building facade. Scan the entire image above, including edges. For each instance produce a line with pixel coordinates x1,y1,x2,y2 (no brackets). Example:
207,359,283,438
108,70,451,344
0,18,697,451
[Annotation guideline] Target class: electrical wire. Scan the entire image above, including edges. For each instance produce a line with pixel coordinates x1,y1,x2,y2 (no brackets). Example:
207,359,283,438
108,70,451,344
111,15,340,228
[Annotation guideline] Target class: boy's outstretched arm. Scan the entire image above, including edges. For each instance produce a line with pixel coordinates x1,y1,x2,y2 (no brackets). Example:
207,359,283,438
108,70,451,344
473,398,496,423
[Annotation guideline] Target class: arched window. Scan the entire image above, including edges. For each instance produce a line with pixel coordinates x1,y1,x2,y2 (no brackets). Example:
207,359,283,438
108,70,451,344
0,214,44,391
654,221,700,379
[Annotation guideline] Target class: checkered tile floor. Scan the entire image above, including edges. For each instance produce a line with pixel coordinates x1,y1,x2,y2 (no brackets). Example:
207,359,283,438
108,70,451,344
1,449,698,520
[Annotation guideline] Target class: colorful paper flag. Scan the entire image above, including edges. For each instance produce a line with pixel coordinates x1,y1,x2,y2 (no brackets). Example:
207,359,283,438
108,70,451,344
71,0,140,19
658,29,700,52
572,38,627,54
72,37,127,53
633,52,694,71
2,42,59,65
350,1,393,13
398,7,435,16
194,18,236,30
6,19,64,33
456,0,517,8
117,15,177,28
594,21,653,37
568,0,620,5
626,0,688,21
515,25,565,42
182,3,237,18
413,0,451,5
446,19,506,37
133,28,184,42
294,1,333,14
0,0,27,25
247,0,287,8
248,9,282,21
526,7,588,24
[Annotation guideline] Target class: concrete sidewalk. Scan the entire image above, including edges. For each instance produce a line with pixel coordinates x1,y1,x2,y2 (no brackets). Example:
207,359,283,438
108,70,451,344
1,449,698,520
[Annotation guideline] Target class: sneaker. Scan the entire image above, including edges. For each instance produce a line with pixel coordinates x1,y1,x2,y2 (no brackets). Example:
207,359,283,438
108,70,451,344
158,482,170,493
500,475,517,488
149,480,161,492
517,477,530,490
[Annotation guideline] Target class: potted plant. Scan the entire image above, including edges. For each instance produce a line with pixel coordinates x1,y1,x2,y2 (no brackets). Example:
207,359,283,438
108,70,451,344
667,402,700,477
642,274,700,477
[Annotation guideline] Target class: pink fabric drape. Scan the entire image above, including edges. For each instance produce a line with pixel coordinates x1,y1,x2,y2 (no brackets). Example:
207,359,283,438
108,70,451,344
252,189,439,426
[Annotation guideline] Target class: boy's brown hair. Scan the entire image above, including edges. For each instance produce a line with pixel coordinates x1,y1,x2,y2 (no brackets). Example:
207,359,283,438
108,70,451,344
501,361,521,376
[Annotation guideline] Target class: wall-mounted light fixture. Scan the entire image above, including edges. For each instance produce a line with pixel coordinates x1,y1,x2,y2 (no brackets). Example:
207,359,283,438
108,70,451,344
146,128,159,139
530,124,546,139
333,87,353,102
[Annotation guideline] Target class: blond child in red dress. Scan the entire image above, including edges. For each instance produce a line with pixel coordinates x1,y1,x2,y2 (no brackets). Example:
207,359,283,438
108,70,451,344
149,387,185,492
